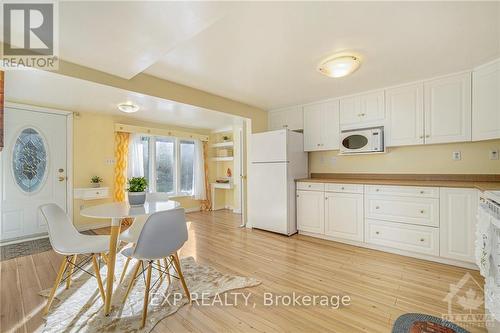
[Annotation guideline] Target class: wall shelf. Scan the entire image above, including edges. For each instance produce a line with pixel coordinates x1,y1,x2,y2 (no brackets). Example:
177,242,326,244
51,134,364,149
74,187,110,200
211,157,234,162
211,141,234,148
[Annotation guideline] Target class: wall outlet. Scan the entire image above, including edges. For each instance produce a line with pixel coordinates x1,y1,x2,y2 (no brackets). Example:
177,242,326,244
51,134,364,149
490,149,499,160
105,158,116,165
452,151,461,161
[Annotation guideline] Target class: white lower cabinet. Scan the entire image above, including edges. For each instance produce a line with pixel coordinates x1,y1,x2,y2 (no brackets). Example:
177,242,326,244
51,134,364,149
296,181,479,268
296,190,324,234
325,192,364,242
439,188,478,263
365,219,439,256
365,195,439,227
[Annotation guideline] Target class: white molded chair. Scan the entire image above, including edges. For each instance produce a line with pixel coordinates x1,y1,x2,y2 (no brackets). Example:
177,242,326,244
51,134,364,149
121,208,190,328
39,204,109,314
119,192,169,283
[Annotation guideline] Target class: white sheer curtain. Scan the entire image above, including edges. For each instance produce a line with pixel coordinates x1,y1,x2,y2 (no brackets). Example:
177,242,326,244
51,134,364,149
192,139,206,200
127,134,144,178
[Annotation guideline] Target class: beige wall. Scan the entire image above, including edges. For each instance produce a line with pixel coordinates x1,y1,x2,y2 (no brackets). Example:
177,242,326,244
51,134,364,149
73,111,209,228
309,139,500,175
54,60,268,133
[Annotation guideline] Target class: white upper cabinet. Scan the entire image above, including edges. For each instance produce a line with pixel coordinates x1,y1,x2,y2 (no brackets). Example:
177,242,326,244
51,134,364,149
268,106,303,131
472,59,500,141
340,90,385,127
385,83,424,147
303,100,339,151
424,72,472,144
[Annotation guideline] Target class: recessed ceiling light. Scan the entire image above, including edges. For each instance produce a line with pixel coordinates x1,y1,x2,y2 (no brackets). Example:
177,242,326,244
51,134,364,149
118,102,140,113
317,55,361,78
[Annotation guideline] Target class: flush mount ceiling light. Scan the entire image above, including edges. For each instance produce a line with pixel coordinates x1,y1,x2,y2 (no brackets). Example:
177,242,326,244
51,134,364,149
317,55,361,78
117,102,140,113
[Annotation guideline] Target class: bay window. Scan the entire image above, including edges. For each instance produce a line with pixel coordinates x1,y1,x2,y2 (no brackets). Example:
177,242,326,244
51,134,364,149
140,136,195,196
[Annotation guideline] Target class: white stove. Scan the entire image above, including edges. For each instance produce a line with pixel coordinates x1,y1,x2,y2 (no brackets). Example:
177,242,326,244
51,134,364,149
477,191,500,331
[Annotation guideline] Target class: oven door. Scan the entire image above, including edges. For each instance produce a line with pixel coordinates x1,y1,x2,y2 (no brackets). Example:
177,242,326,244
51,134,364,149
340,130,372,153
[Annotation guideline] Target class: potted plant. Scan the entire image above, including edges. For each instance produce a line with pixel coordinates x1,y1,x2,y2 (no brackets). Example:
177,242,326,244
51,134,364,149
90,176,103,188
127,177,148,206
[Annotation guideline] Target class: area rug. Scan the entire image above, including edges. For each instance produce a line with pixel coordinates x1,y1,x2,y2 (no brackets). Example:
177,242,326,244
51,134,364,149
39,255,261,333
0,237,52,261
392,313,470,333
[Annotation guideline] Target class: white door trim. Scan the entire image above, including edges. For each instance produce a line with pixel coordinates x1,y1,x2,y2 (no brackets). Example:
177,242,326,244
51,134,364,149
4,102,74,224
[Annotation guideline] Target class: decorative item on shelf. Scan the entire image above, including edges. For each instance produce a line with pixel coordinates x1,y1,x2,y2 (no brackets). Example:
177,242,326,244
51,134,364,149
226,168,232,178
222,135,230,142
90,176,103,188
216,178,230,184
127,176,148,206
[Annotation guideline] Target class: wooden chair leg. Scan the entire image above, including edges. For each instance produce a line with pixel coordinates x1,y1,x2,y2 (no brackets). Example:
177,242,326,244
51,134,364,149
141,261,153,329
65,254,78,289
157,260,163,281
92,254,106,303
164,258,171,286
101,252,108,265
171,253,190,301
45,256,69,314
119,257,131,284
122,260,141,304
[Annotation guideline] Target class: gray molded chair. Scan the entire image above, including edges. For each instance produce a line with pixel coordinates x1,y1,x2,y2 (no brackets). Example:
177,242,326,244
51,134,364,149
120,208,190,328
119,192,170,283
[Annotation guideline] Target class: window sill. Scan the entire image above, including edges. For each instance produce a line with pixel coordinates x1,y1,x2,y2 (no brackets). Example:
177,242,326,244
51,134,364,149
167,194,194,199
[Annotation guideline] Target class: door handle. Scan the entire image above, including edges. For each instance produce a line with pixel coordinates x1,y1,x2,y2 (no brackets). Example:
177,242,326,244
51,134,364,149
58,176,67,182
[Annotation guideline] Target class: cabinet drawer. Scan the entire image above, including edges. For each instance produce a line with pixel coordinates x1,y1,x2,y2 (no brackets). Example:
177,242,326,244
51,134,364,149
74,187,110,200
365,195,439,227
365,219,439,256
325,183,363,194
297,182,325,191
365,185,439,198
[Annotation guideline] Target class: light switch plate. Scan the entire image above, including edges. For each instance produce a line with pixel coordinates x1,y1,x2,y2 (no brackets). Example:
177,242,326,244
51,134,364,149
452,151,461,161
490,149,499,160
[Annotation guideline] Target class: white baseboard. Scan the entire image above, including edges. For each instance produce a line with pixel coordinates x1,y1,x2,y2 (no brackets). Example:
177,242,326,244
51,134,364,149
298,230,478,270
0,233,48,245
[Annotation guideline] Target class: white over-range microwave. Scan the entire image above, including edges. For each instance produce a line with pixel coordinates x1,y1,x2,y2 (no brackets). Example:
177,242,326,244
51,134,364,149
340,126,384,154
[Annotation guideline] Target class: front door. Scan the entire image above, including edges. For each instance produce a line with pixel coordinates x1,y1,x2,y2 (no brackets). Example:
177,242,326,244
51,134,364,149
1,107,68,242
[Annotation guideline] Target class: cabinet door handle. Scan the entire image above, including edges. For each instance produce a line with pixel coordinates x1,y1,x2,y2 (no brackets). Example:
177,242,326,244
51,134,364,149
375,206,380,209
425,135,430,138
420,190,424,194
375,189,380,192
375,231,380,235
325,197,328,200
420,210,424,214
296,195,299,198
420,238,425,242
419,135,424,139
341,187,345,190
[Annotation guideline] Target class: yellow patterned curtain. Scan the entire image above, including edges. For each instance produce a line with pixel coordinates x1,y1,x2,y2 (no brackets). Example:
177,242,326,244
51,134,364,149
200,141,212,211
114,132,129,202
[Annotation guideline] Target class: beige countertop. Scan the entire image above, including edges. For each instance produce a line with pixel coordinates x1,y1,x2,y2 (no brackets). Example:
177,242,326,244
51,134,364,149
296,177,500,192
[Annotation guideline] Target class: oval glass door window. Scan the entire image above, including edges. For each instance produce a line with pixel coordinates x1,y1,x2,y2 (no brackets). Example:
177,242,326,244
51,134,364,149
12,128,48,192
342,135,368,150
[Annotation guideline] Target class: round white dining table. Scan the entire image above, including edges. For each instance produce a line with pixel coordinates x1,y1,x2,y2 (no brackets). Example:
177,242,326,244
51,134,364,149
80,200,180,315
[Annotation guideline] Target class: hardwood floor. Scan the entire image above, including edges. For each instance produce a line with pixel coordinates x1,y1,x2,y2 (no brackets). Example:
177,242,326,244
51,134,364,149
0,210,488,333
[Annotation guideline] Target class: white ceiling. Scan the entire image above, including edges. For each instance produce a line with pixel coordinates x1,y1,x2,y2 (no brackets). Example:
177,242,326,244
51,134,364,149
6,2,500,111
4,69,240,130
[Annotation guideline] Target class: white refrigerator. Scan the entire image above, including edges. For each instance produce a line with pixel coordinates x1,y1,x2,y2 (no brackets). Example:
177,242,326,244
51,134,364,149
248,129,308,235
